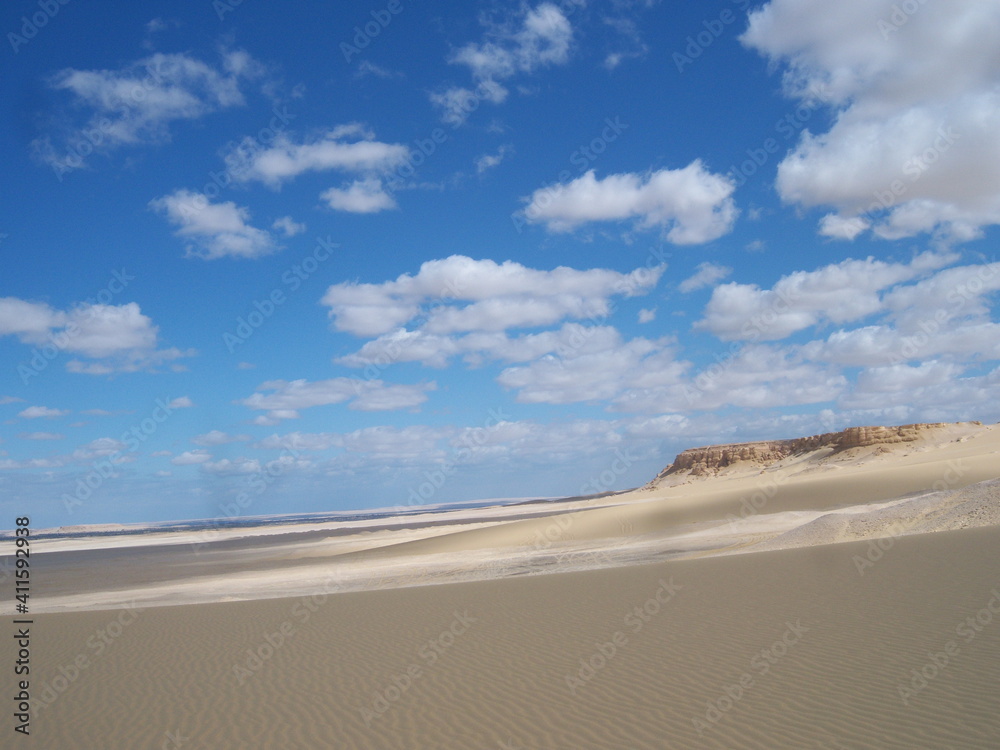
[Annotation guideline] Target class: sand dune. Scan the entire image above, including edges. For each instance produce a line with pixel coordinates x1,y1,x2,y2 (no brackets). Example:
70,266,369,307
3,421,1000,748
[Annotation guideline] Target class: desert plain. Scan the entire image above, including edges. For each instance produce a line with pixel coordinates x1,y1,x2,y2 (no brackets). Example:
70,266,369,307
3,421,1000,749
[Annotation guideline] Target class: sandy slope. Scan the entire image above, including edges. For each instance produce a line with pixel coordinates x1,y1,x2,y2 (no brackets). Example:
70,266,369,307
6,525,1000,749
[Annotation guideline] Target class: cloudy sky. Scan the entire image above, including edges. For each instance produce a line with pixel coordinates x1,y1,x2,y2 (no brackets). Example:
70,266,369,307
2,0,999,528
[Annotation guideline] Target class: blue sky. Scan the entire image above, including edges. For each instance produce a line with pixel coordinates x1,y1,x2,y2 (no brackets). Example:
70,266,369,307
2,0,999,529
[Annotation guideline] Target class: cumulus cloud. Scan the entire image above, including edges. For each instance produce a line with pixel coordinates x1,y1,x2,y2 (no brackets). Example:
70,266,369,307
224,124,409,188
742,0,1000,242
320,178,396,213
272,216,306,237
818,213,870,240
801,260,1000,366
520,163,738,243
167,396,194,409
0,297,193,374
475,144,513,174
149,189,277,259
498,331,687,405
678,262,733,293
696,251,955,341
19,432,64,440
323,255,664,339
238,377,435,420
33,50,261,173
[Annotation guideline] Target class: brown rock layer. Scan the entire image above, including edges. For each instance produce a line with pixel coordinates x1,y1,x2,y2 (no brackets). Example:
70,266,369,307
652,423,949,482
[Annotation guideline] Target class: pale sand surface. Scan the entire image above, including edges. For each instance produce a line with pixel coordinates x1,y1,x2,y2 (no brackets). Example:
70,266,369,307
3,421,999,747
4,526,1000,749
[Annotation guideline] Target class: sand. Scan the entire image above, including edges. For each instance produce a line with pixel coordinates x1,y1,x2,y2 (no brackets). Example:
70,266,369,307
3,421,1000,748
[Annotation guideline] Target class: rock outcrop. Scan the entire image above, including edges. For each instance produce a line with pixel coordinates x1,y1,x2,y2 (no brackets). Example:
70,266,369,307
649,423,952,483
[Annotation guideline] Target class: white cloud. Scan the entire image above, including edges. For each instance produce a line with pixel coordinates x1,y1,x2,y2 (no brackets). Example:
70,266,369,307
71,437,126,461
225,125,409,188
320,178,396,213
638,308,656,324
20,432,64,440
272,216,306,237
0,298,66,339
838,363,1000,414
34,50,260,172
191,430,251,446
0,297,192,374
475,144,513,173
0,396,25,405
520,163,738,243
742,0,1000,242
801,261,1000,366
818,213,870,240
497,329,687,404
323,255,664,338
430,83,507,127
168,396,194,409
613,345,846,414
171,450,213,465
696,251,956,341
355,61,400,80
201,457,264,475
239,377,435,419
433,2,577,123
18,406,69,419
452,3,575,80
150,189,276,259
678,262,733,293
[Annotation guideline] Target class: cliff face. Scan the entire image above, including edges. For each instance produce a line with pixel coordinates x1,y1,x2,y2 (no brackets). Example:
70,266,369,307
651,423,952,482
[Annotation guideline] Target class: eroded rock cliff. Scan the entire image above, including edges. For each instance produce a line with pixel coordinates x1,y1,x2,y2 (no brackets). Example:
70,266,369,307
650,423,953,483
